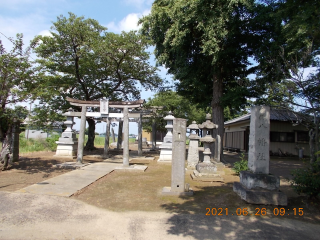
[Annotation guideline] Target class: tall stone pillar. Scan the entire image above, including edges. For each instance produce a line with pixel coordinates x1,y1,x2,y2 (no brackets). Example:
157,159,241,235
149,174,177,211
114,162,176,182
103,118,111,158
214,135,221,162
151,119,156,150
77,106,86,164
138,113,143,156
187,121,200,168
117,120,123,149
233,106,287,205
123,107,130,167
162,118,193,196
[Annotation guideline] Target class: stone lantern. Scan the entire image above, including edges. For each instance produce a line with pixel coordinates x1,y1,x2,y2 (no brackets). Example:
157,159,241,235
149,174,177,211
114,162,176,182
198,113,217,163
158,111,175,162
55,108,78,158
191,113,224,182
187,121,200,167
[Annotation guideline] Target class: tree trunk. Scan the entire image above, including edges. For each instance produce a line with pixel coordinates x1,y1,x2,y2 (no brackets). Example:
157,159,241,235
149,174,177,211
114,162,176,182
211,74,224,155
103,118,110,158
0,124,13,170
309,128,316,163
85,118,96,151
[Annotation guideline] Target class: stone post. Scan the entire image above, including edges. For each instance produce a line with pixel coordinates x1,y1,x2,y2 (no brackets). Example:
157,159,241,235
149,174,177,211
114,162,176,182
248,106,270,174
11,118,20,162
162,118,193,196
123,107,130,167
214,135,221,162
151,119,156,150
138,113,143,156
77,106,86,164
233,106,287,205
187,121,200,168
117,120,123,149
103,118,111,158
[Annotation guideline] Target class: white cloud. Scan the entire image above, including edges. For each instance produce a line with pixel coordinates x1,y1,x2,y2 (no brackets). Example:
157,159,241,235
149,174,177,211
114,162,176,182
123,0,153,9
0,14,50,50
106,9,150,33
38,30,52,37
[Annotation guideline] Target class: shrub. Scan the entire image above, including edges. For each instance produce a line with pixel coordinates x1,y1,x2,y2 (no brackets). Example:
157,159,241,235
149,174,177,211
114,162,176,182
233,152,249,175
291,152,320,198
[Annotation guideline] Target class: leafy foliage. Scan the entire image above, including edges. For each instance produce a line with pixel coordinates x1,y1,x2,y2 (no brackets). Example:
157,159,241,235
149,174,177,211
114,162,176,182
232,152,249,175
0,34,34,141
140,0,257,143
143,91,207,132
291,152,320,198
31,12,163,149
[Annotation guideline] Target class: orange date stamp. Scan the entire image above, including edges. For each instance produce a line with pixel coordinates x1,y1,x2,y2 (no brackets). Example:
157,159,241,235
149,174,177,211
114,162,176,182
205,208,304,216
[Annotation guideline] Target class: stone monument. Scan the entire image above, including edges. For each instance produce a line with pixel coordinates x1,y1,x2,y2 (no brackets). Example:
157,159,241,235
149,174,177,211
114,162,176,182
55,109,78,158
158,112,175,162
191,113,224,182
187,121,200,168
233,106,287,205
214,134,221,162
162,118,193,196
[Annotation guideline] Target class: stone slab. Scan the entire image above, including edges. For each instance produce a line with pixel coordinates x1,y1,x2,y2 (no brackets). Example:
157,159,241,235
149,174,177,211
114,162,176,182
53,162,89,169
115,165,148,171
233,182,287,206
130,157,155,161
190,173,224,182
240,171,280,190
53,155,77,159
16,162,120,197
161,187,193,196
196,162,217,173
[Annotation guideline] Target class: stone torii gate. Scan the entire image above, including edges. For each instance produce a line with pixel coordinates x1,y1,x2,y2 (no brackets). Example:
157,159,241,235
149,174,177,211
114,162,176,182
65,97,144,167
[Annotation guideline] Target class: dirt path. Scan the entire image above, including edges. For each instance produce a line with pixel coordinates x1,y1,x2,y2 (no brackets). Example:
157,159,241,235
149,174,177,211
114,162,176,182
1,191,320,240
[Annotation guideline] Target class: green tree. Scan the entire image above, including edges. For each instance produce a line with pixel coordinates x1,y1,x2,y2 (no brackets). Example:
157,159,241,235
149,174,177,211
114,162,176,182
143,91,207,132
252,0,320,162
0,34,34,167
140,0,256,148
32,12,162,150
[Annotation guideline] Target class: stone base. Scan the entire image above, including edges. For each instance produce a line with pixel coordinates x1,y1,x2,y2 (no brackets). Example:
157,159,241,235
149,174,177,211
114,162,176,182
53,162,89,169
55,141,78,158
115,164,148,171
196,162,217,173
158,148,172,162
161,187,194,196
240,171,280,190
233,182,287,205
191,170,224,182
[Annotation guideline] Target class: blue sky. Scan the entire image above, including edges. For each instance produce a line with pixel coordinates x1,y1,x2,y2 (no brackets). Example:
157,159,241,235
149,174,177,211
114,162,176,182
0,0,173,134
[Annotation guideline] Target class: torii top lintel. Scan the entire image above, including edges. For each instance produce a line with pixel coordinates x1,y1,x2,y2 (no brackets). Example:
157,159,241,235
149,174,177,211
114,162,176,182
66,97,145,108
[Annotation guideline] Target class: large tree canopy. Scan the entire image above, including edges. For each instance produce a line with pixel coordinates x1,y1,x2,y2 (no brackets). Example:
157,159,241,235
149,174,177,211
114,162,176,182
32,12,163,150
140,0,256,142
0,34,34,168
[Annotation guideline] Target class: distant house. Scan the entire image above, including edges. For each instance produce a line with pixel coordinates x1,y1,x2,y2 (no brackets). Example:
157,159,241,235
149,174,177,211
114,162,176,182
224,109,310,156
23,117,63,139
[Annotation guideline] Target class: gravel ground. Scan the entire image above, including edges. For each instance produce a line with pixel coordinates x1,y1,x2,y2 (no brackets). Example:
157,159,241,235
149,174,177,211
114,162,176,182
1,191,320,240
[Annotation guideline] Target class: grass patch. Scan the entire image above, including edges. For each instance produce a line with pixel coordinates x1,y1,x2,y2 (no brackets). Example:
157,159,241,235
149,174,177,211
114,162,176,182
19,133,60,153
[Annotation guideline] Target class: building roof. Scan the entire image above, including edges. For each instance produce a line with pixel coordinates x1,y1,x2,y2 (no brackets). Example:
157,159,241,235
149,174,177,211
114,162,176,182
224,108,302,126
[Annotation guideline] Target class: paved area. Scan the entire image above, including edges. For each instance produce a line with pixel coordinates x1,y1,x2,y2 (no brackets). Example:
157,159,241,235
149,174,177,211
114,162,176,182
1,191,320,240
15,162,121,197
